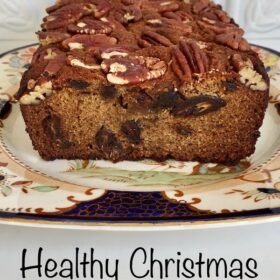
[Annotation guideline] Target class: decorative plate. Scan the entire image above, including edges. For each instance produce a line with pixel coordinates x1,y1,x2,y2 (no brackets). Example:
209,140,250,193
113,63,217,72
0,44,279,230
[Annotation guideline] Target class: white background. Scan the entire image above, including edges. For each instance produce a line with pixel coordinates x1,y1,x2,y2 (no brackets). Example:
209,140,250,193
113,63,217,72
0,1,280,279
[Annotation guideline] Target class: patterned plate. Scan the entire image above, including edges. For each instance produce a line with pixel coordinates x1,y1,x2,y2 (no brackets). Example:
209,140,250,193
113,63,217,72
0,44,279,230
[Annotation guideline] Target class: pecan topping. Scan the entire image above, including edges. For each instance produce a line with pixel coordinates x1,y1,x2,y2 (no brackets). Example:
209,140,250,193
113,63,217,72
172,40,209,81
192,0,210,14
43,53,67,77
68,19,112,35
121,0,139,5
37,32,70,46
43,3,94,30
198,20,243,35
139,30,173,47
94,0,112,18
100,45,139,59
62,34,117,50
115,6,142,25
101,56,166,85
158,1,180,13
172,95,226,117
163,11,193,23
216,32,250,51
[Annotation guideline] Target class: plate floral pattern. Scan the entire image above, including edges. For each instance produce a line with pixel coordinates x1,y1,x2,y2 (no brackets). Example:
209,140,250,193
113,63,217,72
0,44,279,229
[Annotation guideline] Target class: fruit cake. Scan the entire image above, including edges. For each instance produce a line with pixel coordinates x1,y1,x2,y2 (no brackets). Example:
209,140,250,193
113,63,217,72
16,0,269,164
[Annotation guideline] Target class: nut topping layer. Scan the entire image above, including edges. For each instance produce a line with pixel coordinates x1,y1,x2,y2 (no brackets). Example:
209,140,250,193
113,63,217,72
18,0,269,105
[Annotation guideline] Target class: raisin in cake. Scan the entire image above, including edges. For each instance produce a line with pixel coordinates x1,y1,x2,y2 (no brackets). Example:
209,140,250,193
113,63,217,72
16,0,269,164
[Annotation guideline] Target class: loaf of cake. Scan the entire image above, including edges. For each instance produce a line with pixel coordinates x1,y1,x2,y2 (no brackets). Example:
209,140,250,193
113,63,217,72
16,0,269,164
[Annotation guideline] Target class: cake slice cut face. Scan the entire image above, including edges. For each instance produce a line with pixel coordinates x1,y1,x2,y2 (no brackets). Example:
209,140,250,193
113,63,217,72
16,0,269,164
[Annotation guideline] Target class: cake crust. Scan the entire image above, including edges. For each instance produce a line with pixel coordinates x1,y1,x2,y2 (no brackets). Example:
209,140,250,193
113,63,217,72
17,0,269,164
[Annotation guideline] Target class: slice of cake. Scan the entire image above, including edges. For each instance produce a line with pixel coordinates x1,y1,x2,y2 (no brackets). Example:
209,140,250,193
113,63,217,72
16,0,269,164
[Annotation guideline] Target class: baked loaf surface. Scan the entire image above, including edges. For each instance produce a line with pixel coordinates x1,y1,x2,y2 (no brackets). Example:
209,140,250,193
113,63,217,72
17,0,269,164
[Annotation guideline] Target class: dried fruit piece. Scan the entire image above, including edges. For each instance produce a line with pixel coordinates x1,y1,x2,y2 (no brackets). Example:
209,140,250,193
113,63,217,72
42,115,71,148
0,95,12,120
62,34,117,50
100,85,117,99
95,127,122,155
121,120,141,144
115,6,142,25
175,125,193,136
172,95,226,117
224,80,237,92
68,19,112,35
153,90,183,110
68,80,90,90
120,90,154,110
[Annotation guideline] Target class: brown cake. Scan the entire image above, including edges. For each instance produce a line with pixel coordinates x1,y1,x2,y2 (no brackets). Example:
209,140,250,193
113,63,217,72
16,0,269,164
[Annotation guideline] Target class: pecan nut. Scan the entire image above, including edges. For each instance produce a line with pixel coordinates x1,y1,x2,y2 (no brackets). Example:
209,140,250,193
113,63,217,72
62,34,117,50
101,56,148,85
100,45,139,59
43,3,95,30
172,95,226,117
171,39,209,81
158,1,180,13
94,0,112,18
163,11,193,24
115,6,142,25
37,32,70,46
215,32,250,51
101,56,166,85
192,0,210,14
139,30,173,47
198,20,244,35
68,19,112,35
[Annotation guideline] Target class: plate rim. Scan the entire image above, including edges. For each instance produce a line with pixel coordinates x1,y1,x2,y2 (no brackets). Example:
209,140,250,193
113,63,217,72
0,43,280,231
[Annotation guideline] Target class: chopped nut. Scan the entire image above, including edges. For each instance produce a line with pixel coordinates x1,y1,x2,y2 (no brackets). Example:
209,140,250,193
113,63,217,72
239,67,268,91
20,82,53,105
